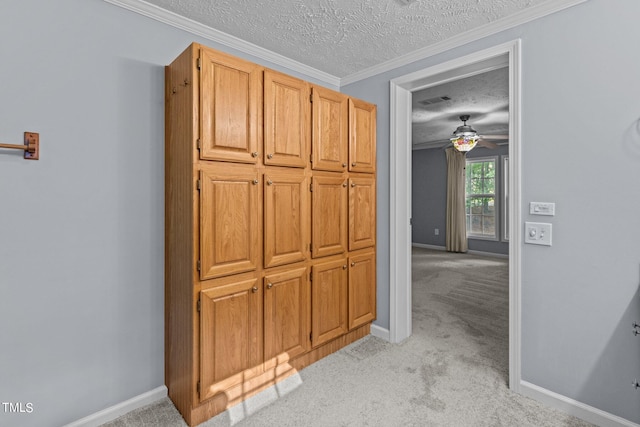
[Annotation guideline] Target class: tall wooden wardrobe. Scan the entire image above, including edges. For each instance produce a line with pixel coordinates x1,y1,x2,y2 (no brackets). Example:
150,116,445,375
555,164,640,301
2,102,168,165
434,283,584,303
165,43,377,426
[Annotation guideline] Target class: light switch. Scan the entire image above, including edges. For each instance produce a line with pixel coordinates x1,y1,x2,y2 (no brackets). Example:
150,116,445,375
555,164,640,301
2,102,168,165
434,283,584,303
525,222,552,246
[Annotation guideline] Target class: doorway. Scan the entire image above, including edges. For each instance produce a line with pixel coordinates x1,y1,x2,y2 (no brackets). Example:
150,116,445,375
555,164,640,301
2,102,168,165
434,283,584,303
388,40,522,392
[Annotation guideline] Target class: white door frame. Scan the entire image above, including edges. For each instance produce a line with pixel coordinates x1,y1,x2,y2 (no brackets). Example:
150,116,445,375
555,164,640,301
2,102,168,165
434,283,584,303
389,39,522,391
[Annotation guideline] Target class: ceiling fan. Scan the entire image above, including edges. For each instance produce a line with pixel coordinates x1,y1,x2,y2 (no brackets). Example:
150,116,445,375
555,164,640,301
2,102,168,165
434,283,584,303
449,115,508,152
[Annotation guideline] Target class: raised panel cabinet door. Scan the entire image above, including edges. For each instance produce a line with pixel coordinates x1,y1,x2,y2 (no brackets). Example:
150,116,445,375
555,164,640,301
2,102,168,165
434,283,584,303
199,48,263,164
264,69,310,168
311,259,348,347
264,170,309,268
311,174,347,258
348,98,377,173
348,250,376,330
200,277,262,401
348,176,376,251
311,86,348,172
200,164,260,279
263,267,310,369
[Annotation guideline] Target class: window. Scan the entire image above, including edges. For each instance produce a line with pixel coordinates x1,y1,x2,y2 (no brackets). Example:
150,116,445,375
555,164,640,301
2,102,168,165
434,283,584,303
502,155,509,242
465,157,497,239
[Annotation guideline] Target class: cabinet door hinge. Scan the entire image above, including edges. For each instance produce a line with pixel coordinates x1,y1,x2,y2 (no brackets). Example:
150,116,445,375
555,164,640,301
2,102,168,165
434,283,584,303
309,154,313,163
196,139,201,150
196,180,201,191
196,296,201,312
196,380,201,396
310,93,313,103
310,332,313,341
309,271,313,282
197,57,201,70
309,182,313,192
197,260,201,271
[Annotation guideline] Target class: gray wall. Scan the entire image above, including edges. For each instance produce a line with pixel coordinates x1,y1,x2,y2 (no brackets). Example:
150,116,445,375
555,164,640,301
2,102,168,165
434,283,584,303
411,148,447,247
412,145,509,255
2,0,640,426
0,1,334,426
342,0,640,423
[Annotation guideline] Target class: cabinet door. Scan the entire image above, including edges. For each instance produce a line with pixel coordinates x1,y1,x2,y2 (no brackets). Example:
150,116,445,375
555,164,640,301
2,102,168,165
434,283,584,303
311,174,347,258
200,48,262,163
349,176,376,251
311,259,348,347
264,69,309,168
348,251,376,330
264,268,310,369
312,87,348,172
348,98,376,173
264,170,309,268
200,164,260,279
200,277,262,401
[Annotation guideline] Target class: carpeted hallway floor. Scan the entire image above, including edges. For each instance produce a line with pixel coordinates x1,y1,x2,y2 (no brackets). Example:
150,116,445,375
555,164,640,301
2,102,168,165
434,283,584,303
101,248,593,426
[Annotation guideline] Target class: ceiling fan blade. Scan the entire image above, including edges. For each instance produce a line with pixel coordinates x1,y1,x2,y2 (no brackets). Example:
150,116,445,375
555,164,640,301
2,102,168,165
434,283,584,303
478,134,508,140
477,139,498,149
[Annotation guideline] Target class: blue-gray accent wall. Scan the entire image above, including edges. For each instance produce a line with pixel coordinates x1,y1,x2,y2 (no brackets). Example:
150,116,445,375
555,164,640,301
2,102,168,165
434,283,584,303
412,145,509,255
1,0,639,426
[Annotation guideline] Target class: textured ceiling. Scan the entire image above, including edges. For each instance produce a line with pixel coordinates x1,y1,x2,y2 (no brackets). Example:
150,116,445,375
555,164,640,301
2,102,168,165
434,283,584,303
412,67,509,148
142,0,548,78
125,0,574,150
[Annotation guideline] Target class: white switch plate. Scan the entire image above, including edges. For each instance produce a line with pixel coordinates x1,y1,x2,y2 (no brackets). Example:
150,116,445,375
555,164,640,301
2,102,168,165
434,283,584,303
530,202,555,216
525,222,552,246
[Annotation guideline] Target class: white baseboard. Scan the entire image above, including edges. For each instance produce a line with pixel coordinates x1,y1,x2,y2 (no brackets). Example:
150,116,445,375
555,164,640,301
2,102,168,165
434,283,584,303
370,323,390,341
411,243,445,251
468,249,509,259
520,381,640,427
411,242,509,259
63,386,168,427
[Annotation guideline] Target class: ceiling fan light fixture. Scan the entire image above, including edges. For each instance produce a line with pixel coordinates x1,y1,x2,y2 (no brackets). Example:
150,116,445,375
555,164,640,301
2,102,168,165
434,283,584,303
450,114,479,152
450,135,479,152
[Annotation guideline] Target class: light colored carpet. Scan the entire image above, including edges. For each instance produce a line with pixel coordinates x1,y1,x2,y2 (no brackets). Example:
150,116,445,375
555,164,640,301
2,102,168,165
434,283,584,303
101,248,593,426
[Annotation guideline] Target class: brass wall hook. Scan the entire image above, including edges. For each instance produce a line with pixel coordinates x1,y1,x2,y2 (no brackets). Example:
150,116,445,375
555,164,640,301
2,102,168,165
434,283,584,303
0,132,39,160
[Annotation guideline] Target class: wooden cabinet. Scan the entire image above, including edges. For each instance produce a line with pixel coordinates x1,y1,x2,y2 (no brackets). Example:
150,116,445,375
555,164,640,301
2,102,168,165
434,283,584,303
311,86,348,172
311,173,347,258
199,276,262,401
200,164,260,280
263,170,308,268
199,48,262,164
263,267,310,368
349,175,376,251
264,69,310,168
349,98,376,174
165,43,376,426
311,259,348,347
348,250,376,330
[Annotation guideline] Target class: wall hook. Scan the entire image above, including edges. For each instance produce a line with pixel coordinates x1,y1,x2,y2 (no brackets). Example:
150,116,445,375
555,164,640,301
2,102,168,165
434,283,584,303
0,132,39,160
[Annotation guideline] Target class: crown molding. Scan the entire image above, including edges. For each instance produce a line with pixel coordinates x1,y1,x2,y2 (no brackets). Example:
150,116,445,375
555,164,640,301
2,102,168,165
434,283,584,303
102,0,341,88
104,0,587,89
340,0,588,86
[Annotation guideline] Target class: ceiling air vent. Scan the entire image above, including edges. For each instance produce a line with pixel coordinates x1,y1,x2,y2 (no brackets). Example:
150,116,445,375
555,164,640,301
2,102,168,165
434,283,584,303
418,96,451,106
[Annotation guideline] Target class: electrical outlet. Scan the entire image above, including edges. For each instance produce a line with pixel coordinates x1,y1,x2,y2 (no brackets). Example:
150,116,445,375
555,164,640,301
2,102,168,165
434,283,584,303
434,228,439,236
